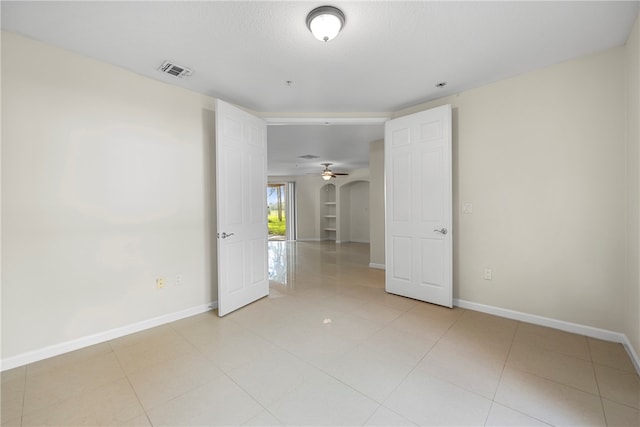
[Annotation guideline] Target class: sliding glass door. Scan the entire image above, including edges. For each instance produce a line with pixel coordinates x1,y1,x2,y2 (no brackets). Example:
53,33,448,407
267,182,296,240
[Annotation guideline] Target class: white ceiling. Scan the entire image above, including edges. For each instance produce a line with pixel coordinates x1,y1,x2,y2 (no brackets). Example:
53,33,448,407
268,122,384,176
2,1,638,176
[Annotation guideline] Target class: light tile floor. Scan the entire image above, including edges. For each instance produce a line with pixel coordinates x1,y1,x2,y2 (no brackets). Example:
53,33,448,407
2,241,639,426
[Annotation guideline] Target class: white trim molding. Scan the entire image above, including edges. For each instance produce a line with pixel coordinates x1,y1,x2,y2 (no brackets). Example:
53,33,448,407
369,263,385,270
454,299,640,375
264,117,389,126
1,302,216,372
621,335,640,375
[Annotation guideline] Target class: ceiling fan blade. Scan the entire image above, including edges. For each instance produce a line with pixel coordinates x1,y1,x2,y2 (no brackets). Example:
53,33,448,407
319,163,348,178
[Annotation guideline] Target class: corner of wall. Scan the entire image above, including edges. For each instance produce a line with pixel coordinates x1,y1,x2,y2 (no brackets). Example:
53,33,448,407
624,11,640,362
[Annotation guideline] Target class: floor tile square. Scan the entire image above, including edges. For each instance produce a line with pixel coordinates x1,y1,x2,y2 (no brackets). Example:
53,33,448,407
588,338,637,373
146,375,263,426
242,409,282,426
267,371,379,426
363,405,417,426
485,402,551,426
494,367,605,426
507,341,599,394
514,322,590,361
21,377,144,427
23,352,125,415
384,368,492,426
602,398,640,427
128,351,223,410
594,363,640,409
1,367,26,424
417,339,505,399
360,325,436,367
111,327,198,375
227,346,322,407
387,311,457,341
323,344,415,403
196,327,279,373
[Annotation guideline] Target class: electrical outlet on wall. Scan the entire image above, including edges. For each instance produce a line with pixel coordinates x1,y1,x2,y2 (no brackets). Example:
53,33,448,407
483,269,492,280
156,278,165,289
175,274,182,286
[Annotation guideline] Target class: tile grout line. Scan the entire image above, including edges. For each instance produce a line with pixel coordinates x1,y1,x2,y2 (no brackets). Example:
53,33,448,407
588,338,611,426
484,320,519,426
491,320,519,400
488,322,563,426
506,332,612,400
362,305,469,425
18,347,133,425
219,371,282,426
224,278,417,425
108,340,153,426
20,364,28,427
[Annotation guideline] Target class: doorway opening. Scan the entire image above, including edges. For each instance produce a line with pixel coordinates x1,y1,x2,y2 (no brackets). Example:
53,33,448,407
338,180,370,244
267,182,296,241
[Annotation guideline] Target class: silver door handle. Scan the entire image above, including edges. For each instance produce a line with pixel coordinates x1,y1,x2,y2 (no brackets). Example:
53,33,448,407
434,228,448,235
219,232,235,239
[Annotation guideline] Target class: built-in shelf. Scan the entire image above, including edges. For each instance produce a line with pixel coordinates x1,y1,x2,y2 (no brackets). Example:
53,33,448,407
321,184,337,241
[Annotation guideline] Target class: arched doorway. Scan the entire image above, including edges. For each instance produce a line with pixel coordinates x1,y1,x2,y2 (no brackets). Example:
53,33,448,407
338,180,370,244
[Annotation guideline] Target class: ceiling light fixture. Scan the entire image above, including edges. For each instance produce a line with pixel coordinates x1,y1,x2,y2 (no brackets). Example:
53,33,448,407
306,6,346,42
320,163,349,180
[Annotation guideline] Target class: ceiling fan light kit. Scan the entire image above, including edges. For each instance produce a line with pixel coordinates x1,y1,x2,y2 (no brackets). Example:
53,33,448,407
320,162,349,180
306,6,345,42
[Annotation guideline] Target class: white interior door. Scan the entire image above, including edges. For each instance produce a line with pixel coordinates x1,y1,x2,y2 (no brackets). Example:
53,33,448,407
216,99,268,316
385,105,452,307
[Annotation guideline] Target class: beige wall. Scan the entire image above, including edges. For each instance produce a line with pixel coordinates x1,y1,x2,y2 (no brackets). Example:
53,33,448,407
1,32,217,359
624,15,640,357
395,47,627,333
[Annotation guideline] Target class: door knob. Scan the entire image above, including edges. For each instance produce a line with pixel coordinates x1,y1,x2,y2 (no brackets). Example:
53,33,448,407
219,232,235,239
433,228,448,235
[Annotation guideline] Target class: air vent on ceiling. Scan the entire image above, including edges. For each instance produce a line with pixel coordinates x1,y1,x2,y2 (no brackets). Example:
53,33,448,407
158,60,192,78
299,154,320,160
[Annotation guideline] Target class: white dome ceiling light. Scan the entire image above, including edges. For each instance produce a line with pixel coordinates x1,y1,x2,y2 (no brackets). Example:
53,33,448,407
306,6,346,42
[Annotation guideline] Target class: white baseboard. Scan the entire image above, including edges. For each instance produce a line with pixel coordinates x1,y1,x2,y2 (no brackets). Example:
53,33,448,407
369,263,385,270
5,297,638,376
1,302,216,372
454,298,640,375
621,334,640,375
296,238,322,242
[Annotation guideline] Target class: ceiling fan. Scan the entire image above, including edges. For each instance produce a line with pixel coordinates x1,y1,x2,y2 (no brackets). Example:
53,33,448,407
320,163,349,180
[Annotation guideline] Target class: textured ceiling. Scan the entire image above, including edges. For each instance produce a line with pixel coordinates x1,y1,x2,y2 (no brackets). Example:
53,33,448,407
2,1,638,175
